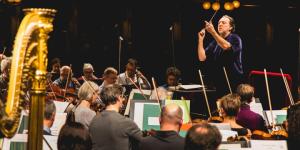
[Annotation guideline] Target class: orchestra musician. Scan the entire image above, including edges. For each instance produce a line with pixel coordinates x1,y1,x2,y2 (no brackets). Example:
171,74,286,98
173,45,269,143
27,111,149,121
117,58,150,97
74,81,99,129
236,84,268,132
160,66,182,90
217,94,251,137
99,67,118,93
77,63,102,85
48,65,80,102
48,57,61,82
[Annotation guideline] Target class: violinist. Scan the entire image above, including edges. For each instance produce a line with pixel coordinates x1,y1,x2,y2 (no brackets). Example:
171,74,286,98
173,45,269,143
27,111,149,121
139,103,185,150
218,94,251,137
74,81,99,129
236,84,268,132
89,84,143,150
117,58,150,96
48,57,61,81
52,65,81,90
50,65,80,102
77,63,101,85
160,67,181,90
99,67,118,93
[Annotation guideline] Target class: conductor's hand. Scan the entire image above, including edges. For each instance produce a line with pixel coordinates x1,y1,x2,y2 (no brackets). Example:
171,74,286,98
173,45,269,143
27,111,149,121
205,21,216,34
198,29,205,41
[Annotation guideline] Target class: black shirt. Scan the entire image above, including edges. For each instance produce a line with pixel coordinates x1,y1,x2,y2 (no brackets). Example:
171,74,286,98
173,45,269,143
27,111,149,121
139,130,184,150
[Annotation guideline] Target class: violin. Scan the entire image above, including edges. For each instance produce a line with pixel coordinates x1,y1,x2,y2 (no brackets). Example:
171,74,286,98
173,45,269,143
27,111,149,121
208,116,224,123
252,128,288,140
46,82,78,103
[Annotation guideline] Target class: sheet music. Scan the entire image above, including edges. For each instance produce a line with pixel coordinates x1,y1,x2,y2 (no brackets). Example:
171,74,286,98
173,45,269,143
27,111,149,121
43,135,58,150
124,89,151,116
50,113,67,136
218,130,238,142
249,100,265,119
133,102,160,130
2,134,58,150
250,140,287,150
219,143,241,149
178,84,203,90
209,123,231,130
53,101,69,113
264,110,287,126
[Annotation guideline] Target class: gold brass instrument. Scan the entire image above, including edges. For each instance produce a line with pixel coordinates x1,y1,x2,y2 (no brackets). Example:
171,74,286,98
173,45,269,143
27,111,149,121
0,8,56,150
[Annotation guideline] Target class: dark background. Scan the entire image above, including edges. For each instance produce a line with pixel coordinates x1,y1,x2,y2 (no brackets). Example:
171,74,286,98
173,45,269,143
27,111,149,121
0,0,299,108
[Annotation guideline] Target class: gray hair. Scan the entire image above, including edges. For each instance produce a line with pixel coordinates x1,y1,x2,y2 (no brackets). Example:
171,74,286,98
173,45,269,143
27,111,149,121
100,84,123,106
78,81,99,101
44,100,56,120
83,63,94,71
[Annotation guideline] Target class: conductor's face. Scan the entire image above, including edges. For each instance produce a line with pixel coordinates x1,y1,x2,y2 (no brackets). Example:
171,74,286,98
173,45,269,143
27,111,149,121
218,17,232,35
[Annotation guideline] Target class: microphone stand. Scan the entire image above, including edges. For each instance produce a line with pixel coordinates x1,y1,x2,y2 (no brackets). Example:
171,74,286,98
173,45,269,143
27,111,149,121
118,36,123,74
170,25,176,68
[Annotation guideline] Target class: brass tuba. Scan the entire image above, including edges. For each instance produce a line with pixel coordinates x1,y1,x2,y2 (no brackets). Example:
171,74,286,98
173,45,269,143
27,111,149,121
0,8,56,149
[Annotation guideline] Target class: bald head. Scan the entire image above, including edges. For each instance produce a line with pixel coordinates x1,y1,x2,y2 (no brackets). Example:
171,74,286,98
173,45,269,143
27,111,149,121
161,103,183,125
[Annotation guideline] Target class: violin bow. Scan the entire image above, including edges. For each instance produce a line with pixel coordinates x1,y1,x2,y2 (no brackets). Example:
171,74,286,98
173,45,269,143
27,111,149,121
264,69,275,129
151,77,162,112
125,72,148,100
223,67,232,94
199,69,212,118
81,77,104,105
64,64,72,97
280,68,294,105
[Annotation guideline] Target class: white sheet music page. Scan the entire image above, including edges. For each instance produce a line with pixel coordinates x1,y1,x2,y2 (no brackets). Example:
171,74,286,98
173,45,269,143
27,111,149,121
250,140,287,150
249,99,264,118
178,84,203,90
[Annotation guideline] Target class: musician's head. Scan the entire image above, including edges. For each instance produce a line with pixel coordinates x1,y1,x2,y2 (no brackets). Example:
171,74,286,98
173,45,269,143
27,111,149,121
83,63,94,79
78,81,99,104
160,103,183,132
0,57,11,78
218,15,235,37
100,84,124,109
58,122,92,150
184,123,222,150
166,67,181,86
236,84,254,104
44,99,56,129
103,67,118,85
50,57,61,73
218,94,241,118
125,58,138,78
60,66,72,81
